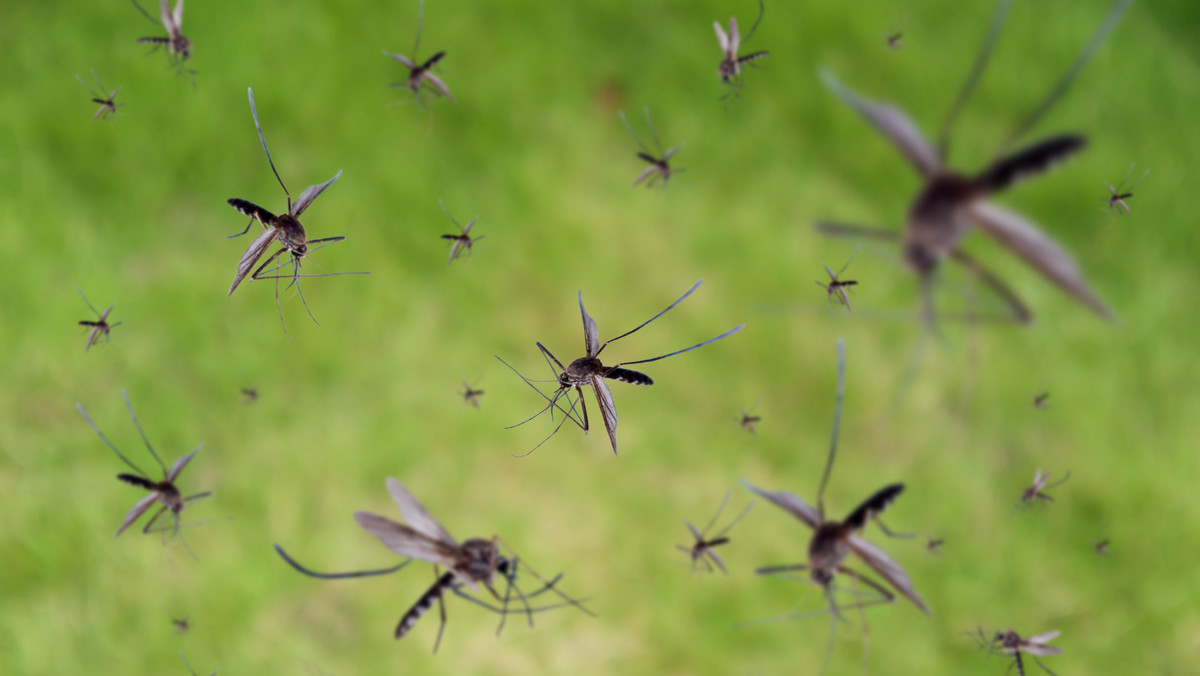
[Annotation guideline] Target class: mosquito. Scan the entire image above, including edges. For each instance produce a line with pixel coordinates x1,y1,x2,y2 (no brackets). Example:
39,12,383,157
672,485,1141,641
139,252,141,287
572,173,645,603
384,0,454,103
714,0,769,88
227,87,364,337
130,0,192,69
241,386,259,404
678,492,755,574
75,70,122,121
76,391,209,539
172,615,190,634
1033,391,1050,408
1021,468,1070,504
741,339,928,673
739,401,762,435
1093,539,1111,555
886,32,904,49
975,628,1062,676
926,537,944,555
816,0,1134,324
461,376,484,408
816,247,860,310
439,200,483,264
620,107,683,189
500,280,744,456
1104,163,1148,215
77,288,122,351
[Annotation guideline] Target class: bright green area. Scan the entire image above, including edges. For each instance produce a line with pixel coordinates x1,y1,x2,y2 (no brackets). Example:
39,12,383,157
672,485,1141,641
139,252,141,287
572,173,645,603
2,0,1198,674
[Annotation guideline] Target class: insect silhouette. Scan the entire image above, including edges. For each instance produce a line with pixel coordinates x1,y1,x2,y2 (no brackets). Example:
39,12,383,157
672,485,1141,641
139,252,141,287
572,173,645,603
1021,468,1070,504
1093,538,1111,555
77,288,122,351
172,615,190,634
816,247,860,311
461,377,484,408
500,280,744,456
926,537,944,555
1104,163,1149,215
439,200,483,264
817,0,1134,324
76,391,209,539
677,492,755,574
1033,391,1050,408
384,0,454,103
130,0,192,70
739,401,762,434
714,0,769,89
975,628,1062,675
886,32,904,49
227,88,364,337
75,70,122,121
742,339,928,674
620,107,684,189
241,386,259,404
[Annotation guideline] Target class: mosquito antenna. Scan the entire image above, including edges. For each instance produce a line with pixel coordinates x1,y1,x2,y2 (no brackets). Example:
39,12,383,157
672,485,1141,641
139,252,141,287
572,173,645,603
76,287,102,317
273,544,410,579
512,400,576,458
815,338,846,519
701,492,731,536
77,402,152,478
119,390,169,475
613,324,745,367
246,88,291,208
713,498,756,540
130,0,159,26
643,107,663,156
74,73,100,99
495,356,583,428
600,280,704,351
437,198,461,230
835,246,861,278
412,0,425,59
937,0,1013,159
742,0,766,44
619,110,650,155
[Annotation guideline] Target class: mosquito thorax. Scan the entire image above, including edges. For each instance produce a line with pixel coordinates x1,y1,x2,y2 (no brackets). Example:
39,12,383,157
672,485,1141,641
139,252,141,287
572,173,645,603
458,538,500,582
275,214,307,252
566,356,604,379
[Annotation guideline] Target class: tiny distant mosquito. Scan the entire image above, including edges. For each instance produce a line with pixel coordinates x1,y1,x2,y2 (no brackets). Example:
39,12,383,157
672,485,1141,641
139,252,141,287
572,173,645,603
816,247,860,311
1093,539,1111,555
461,377,484,408
677,492,754,574
384,0,454,103
130,0,192,70
439,200,483,264
241,386,259,404
77,391,209,539
500,280,744,456
172,615,190,634
75,70,122,121
227,88,364,337
1033,391,1050,408
926,537,944,555
739,401,762,434
714,0,769,88
620,107,684,189
1104,163,1149,216
975,628,1062,676
886,32,904,49
77,288,122,351
1021,468,1070,504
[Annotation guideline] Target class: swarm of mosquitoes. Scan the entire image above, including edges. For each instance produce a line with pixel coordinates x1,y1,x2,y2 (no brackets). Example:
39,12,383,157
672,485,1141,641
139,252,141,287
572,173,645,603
66,0,1144,671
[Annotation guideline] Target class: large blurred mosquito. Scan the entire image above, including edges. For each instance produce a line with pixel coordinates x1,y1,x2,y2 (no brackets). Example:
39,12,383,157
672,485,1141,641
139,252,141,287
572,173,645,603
714,0,769,90
817,0,1134,324
77,288,121,351
461,376,484,408
816,247,860,311
277,478,591,651
1021,468,1070,504
974,628,1062,675
620,108,683,189
75,70,122,121
500,280,744,456
678,492,754,574
76,391,209,540
227,88,364,337
741,340,928,673
1104,163,1148,216
439,200,482,264
384,0,454,103
130,0,192,71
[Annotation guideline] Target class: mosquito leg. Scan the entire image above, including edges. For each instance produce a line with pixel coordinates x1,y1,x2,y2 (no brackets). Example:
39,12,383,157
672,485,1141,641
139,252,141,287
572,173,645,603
938,0,1013,157
873,518,916,539
432,566,447,654
816,338,846,518
141,505,170,535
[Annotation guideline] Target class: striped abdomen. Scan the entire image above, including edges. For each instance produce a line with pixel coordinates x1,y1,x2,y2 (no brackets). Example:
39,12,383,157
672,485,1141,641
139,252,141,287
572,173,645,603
395,571,455,639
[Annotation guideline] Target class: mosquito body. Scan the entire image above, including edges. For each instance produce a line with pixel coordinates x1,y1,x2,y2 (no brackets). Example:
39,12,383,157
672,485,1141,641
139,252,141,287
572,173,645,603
739,405,762,434
1033,391,1050,408
131,0,191,66
501,280,743,455
77,391,209,538
926,537,944,555
714,0,769,86
75,71,122,121
886,32,904,49
1104,163,1148,215
817,0,1134,323
77,288,121,351
241,387,258,404
620,108,683,189
172,615,190,634
384,0,454,102
439,201,482,264
978,628,1062,675
1021,468,1070,503
1094,539,1111,555
677,492,754,574
816,248,860,310
461,379,484,408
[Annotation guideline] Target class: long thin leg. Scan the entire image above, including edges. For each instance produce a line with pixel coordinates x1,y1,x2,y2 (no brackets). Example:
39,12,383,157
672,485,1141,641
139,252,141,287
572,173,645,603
494,538,595,617
816,338,846,519
596,280,704,355
246,88,291,207
76,404,150,478
273,543,411,579
432,565,448,654
937,0,1013,158
121,390,167,475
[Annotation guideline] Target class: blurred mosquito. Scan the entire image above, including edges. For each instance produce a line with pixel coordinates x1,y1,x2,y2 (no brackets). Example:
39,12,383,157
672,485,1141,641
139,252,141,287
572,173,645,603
384,0,454,103
816,247,860,311
179,652,217,676
817,0,1134,325
75,70,122,121
77,288,121,351
277,478,591,651
1033,391,1050,408
461,376,484,408
439,200,482,264
76,390,209,540
1104,163,1148,216
714,0,769,91
620,108,683,189
677,492,755,574
886,32,904,49
741,339,928,674
1093,538,1111,555
739,400,762,434
172,615,190,634
130,0,192,74
926,537,944,555
227,88,364,338
974,628,1062,676
241,386,259,404
500,280,744,456
1021,468,1070,504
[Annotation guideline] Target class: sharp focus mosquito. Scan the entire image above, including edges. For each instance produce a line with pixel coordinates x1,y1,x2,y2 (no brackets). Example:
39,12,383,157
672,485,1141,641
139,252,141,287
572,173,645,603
439,200,483,264
1104,163,1148,216
714,0,769,91
1021,468,1070,504
677,492,755,574
974,628,1062,676
384,0,454,104
276,478,591,651
76,391,210,540
817,0,1134,324
227,88,364,337
499,280,744,456
77,287,122,351
461,376,484,408
816,247,860,311
130,0,192,72
739,400,762,434
75,70,122,121
620,107,684,189
741,339,928,674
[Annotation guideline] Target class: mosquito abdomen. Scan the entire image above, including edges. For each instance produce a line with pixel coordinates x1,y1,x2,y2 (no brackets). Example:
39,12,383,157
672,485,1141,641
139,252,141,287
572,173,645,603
395,571,456,639
117,473,155,490
605,367,653,386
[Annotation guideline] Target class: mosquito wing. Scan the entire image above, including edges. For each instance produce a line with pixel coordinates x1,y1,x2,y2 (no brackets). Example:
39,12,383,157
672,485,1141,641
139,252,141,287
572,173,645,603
384,477,457,547
592,376,619,454
165,446,201,481
662,145,682,161
170,0,184,34
685,520,703,542
579,292,600,356
740,480,820,530
228,227,278,296
158,0,174,33
847,534,931,614
729,16,740,56
632,165,658,187
115,492,160,537
290,170,342,217
1023,631,1062,655
967,201,1113,319
821,71,941,177
713,21,730,54
353,511,459,566
384,51,416,68
423,71,455,101
706,548,729,574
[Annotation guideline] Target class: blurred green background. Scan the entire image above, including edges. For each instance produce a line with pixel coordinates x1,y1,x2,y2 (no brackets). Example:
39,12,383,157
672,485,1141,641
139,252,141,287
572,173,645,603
2,0,1198,673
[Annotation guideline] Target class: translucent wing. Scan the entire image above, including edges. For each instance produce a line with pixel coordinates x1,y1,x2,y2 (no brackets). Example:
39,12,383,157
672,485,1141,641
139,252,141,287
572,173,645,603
729,16,740,56
423,72,455,102
172,0,184,32
848,534,931,614
685,521,703,541
706,549,728,574
290,170,342,217
579,292,600,356
662,145,682,161
822,71,941,177
385,477,457,547
740,480,820,529
158,0,172,32
592,377,619,454
713,21,730,53
167,446,201,481
353,511,459,566
632,165,658,187
1024,631,1062,655
228,227,278,296
115,493,160,537
384,51,416,68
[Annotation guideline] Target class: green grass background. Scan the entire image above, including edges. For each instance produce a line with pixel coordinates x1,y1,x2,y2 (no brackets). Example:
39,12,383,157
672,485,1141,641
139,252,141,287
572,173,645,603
2,0,1198,673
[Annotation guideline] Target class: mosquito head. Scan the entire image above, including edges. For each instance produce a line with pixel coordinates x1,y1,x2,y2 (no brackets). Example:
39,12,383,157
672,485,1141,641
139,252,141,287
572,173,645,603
174,36,191,60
